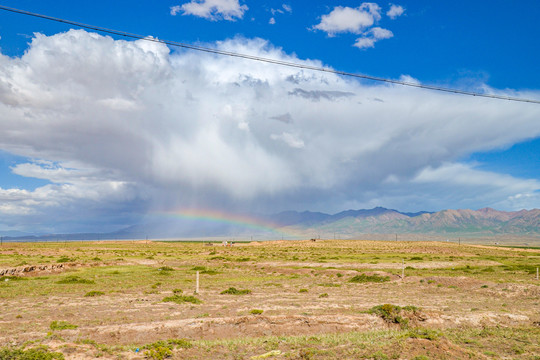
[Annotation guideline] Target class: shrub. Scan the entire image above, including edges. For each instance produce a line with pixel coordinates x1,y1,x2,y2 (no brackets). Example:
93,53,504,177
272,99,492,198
369,304,410,327
250,309,263,315
349,274,390,283
166,339,192,349
220,287,251,295
0,346,65,360
56,256,72,263
172,288,182,294
50,321,78,330
319,293,329,298
84,291,105,297
162,295,201,304
299,288,308,293
143,341,172,360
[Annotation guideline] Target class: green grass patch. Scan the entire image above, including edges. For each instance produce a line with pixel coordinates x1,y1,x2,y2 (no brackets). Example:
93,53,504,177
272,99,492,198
0,345,65,360
162,294,202,304
157,266,174,272
56,276,95,284
349,274,390,283
220,287,251,295
56,256,73,263
84,291,105,297
50,320,78,330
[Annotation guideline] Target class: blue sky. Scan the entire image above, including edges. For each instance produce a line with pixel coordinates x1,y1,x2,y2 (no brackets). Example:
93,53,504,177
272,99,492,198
0,0,539,234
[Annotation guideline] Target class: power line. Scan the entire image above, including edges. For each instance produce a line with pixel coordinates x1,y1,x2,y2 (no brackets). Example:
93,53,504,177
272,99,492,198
0,5,539,105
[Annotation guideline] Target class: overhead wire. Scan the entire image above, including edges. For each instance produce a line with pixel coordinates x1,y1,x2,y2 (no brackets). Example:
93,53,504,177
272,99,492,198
0,4,539,104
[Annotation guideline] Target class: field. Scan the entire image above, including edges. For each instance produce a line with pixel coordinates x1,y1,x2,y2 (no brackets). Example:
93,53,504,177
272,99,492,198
1,239,539,359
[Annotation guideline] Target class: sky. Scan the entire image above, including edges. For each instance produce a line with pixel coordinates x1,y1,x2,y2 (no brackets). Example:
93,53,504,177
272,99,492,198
0,0,539,234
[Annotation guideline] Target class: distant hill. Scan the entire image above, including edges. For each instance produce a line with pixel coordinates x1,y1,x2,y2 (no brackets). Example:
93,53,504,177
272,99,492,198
3,207,538,241
286,207,540,237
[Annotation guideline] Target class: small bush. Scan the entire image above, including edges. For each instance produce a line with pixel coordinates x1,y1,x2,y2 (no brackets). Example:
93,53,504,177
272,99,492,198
349,274,390,283
166,339,192,349
56,256,72,263
319,293,329,298
299,288,308,293
56,276,95,284
84,291,105,297
143,341,172,360
0,346,65,360
481,285,489,288
220,287,251,295
157,266,174,272
162,295,201,304
406,328,440,340
369,304,409,326
172,288,182,294
191,266,219,275
250,309,263,315
409,256,423,261
50,321,78,330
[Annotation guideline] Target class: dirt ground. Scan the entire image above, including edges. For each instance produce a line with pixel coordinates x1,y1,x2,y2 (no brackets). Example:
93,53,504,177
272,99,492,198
0,239,539,359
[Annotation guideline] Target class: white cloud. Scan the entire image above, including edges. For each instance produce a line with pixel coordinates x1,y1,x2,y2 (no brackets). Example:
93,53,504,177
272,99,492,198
170,5,182,15
282,4,292,13
269,17,276,25
313,3,395,49
387,4,405,19
313,3,381,35
270,132,305,149
411,163,540,210
0,30,539,231
175,0,248,21
354,27,393,49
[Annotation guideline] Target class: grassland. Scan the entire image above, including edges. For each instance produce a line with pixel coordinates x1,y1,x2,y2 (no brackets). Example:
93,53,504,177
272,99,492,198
0,239,539,359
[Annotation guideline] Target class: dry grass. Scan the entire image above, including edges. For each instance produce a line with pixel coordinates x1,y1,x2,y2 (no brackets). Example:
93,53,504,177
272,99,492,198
0,239,539,359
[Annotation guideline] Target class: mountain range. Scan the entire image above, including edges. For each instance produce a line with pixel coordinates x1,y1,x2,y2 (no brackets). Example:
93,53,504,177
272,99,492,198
2,207,539,241
278,207,540,238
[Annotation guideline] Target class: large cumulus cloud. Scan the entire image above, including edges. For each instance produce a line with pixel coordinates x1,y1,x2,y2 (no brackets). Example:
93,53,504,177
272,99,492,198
0,29,539,232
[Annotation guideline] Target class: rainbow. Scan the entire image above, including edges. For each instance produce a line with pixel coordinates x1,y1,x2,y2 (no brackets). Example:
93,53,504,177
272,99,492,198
153,208,300,238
